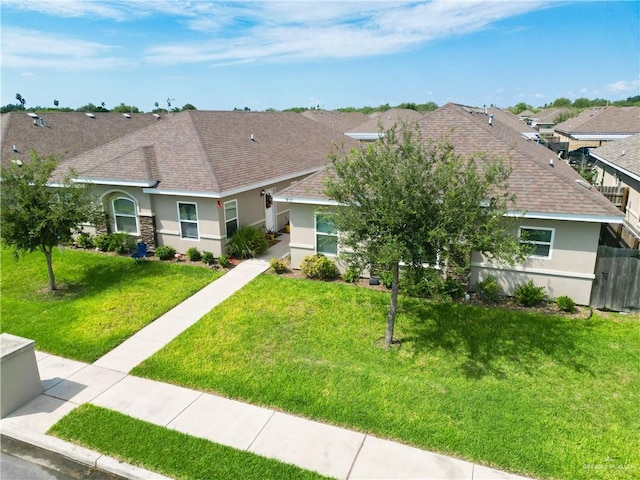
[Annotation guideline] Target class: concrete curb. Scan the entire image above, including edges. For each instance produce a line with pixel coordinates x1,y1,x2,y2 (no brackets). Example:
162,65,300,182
1,424,171,480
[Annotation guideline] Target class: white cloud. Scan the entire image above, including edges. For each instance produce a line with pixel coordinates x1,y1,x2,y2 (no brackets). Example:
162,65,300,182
605,79,640,92
1,27,134,70
1,1,555,70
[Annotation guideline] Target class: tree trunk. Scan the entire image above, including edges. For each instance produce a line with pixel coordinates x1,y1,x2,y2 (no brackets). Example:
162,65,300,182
385,261,400,346
43,247,56,291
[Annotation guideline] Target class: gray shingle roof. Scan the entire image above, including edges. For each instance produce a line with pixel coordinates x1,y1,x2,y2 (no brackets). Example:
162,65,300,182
347,108,425,134
300,110,369,133
487,107,537,134
555,106,640,135
1,112,159,168
56,111,362,194
278,103,622,220
589,134,640,177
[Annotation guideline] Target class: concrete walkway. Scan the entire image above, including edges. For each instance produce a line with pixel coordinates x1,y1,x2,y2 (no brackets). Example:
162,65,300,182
1,237,533,480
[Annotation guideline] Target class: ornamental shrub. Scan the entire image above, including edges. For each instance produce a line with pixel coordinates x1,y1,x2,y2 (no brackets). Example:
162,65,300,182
107,232,136,254
186,247,202,262
300,254,339,280
514,280,548,307
556,295,576,313
227,225,269,259
75,232,93,248
201,251,215,265
477,276,502,303
155,245,177,261
269,257,289,274
92,234,111,252
400,266,444,298
218,254,231,268
342,265,361,283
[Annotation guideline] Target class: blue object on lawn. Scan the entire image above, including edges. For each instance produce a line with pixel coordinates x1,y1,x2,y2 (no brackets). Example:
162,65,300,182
131,242,147,259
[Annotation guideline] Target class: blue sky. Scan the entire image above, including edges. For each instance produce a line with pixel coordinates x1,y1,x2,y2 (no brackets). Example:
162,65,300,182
1,1,638,111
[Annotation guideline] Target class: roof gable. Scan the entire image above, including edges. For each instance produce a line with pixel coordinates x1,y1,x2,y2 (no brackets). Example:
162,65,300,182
590,134,640,178
555,106,640,135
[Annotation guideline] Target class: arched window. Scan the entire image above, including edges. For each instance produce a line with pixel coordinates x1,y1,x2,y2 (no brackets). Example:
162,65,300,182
112,197,138,234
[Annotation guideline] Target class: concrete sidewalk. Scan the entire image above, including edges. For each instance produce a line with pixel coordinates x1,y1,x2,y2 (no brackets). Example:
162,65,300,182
1,237,534,480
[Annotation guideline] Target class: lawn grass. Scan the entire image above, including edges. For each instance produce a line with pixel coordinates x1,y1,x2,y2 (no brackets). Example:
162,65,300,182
133,274,640,480
49,404,330,480
0,246,221,362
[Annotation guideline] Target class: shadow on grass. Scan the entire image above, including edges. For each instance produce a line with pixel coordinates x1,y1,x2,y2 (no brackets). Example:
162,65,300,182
400,300,594,379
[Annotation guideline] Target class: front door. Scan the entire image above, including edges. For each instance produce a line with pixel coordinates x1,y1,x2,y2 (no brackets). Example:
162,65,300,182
264,187,277,232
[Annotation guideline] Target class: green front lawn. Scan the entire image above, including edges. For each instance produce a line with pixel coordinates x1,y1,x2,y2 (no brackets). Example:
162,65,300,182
0,247,221,362
49,404,330,480
133,275,640,480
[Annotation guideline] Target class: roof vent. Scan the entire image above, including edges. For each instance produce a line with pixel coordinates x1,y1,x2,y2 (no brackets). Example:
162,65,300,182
39,117,45,127
575,179,592,190
549,158,554,167
12,144,18,152
152,113,161,119
250,134,256,141
85,112,95,118
122,113,131,118
488,114,494,126
621,150,626,156
27,112,39,118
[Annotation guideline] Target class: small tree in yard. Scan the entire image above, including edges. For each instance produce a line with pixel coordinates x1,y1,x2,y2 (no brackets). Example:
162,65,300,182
325,121,527,347
1,152,103,291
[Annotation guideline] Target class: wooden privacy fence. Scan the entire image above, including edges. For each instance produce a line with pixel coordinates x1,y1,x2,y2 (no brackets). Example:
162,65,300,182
590,246,640,311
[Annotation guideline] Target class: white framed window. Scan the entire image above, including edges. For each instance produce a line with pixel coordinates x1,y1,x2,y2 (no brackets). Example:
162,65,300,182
224,200,238,239
112,197,138,234
315,213,338,256
178,202,199,239
519,226,554,259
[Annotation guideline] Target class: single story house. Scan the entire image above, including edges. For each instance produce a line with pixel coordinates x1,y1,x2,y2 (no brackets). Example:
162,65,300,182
275,103,624,305
553,106,640,151
36,110,361,255
590,134,640,249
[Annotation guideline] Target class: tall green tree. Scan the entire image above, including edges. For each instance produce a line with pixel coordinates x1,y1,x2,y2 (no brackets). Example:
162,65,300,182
325,122,526,346
1,153,102,291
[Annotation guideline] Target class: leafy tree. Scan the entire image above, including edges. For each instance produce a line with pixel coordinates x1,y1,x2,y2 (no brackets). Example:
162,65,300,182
571,97,591,109
53,99,59,107
1,103,25,113
324,122,525,346
551,97,571,108
76,103,109,113
1,152,103,291
111,102,140,113
510,102,532,115
181,103,197,110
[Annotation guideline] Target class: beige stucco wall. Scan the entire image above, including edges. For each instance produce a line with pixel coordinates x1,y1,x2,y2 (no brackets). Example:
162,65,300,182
79,175,311,256
469,219,600,305
288,204,600,305
597,166,640,247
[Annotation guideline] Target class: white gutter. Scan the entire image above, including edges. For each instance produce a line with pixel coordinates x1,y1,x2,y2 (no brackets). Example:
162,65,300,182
272,195,340,206
73,178,158,188
506,210,624,224
345,132,384,141
570,134,633,141
590,152,640,182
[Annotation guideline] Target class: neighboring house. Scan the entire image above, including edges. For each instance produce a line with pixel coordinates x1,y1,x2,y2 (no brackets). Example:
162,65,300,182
1,112,159,168
300,110,369,134
528,108,572,138
345,108,425,140
49,111,361,255
517,109,535,123
554,106,640,151
590,134,640,249
275,103,624,305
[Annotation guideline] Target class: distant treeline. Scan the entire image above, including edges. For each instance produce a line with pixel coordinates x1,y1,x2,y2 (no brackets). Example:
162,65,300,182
3,95,639,115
